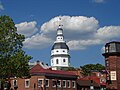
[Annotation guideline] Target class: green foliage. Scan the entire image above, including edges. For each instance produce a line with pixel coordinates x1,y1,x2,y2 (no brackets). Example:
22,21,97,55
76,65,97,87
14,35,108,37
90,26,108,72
80,63,105,76
0,15,32,78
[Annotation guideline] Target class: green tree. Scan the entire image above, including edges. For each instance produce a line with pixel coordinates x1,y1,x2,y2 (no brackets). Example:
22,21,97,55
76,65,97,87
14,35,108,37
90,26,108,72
0,15,32,80
80,63,105,76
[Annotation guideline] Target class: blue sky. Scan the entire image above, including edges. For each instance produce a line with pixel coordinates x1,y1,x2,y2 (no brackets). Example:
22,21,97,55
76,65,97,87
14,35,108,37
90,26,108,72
0,0,120,67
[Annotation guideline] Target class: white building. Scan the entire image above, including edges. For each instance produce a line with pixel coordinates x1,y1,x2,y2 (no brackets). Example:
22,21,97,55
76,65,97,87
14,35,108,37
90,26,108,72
51,25,70,70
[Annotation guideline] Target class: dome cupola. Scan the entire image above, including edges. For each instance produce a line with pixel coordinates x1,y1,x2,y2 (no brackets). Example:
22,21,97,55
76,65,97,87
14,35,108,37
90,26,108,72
50,25,70,70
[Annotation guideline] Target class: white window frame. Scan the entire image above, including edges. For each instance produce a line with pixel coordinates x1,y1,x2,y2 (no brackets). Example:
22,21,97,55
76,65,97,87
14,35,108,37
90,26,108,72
63,59,66,63
67,80,70,88
63,80,66,88
57,80,61,87
56,59,59,64
52,79,56,87
38,79,43,87
72,81,75,88
13,80,17,86
45,79,49,87
25,79,30,88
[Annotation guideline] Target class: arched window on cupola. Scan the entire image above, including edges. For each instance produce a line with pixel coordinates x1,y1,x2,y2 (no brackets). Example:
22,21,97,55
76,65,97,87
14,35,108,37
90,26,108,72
56,59,59,64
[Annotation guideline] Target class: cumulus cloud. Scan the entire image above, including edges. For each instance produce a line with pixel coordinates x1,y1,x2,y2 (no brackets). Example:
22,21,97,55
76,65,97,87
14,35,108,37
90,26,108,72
67,39,103,50
15,21,38,37
92,0,105,3
22,15,120,50
23,34,53,49
96,26,120,40
0,2,4,10
41,16,99,40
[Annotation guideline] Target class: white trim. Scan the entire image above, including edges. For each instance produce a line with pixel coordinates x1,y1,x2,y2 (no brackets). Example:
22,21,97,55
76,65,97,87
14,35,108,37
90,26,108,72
62,80,66,88
52,79,56,87
57,80,61,87
45,79,49,87
13,80,17,86
67,80,70,88
38,79,43,87
72,81,75,88
25,79,30,88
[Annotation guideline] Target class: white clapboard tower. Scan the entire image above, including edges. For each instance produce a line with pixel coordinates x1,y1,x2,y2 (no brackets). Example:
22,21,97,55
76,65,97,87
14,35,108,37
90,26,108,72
51,25,70,70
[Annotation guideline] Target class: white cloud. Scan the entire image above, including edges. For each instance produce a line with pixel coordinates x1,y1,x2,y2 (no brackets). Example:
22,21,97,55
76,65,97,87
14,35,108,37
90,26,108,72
41,16,99,40
67,39,103,50
22,16,120,50
0,2,4,10
96,26,120,40
92,0,105,3
15,21,38,37
23,34,53,49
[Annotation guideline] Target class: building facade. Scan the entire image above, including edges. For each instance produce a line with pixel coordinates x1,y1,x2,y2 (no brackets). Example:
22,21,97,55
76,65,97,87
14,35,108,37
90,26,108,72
51,25,70,70
10,62,78,90
103,41,120,90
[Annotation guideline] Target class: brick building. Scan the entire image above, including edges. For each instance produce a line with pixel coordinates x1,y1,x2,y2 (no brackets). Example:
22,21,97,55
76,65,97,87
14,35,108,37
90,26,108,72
77,76,106,90
10,62,78,90
103,41,120,90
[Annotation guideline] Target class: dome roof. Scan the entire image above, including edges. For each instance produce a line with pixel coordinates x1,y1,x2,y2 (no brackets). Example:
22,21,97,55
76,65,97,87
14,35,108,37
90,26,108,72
52,43,69,50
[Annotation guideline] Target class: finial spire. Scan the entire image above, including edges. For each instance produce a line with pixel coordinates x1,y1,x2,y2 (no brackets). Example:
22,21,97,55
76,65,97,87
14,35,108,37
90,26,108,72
58,17,63,28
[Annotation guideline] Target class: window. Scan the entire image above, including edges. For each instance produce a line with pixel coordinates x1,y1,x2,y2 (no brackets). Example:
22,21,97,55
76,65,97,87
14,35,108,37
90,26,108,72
105,46,109,53
38,79,43,87
56,50,59,52
106,60,109,67
45,79,49,87
56,59,59,64
51,59,53,63
63,80,66,88
57,80,61,87
52,80,56,87
25,79,30,88
67,80,70,88
13,80,17,86
63,59,66,63
63,50,65,52
72,81,75,88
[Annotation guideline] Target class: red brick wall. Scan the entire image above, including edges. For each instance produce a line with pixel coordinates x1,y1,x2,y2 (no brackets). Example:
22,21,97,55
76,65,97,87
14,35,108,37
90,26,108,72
105,55,120,89
10,76,77,90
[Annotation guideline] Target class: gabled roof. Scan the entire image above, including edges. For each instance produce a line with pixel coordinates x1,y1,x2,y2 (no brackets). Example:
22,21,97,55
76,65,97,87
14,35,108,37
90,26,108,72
30,64,78,79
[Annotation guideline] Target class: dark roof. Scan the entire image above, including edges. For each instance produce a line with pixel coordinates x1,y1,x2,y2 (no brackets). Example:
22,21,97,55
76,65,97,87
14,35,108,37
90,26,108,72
51,54,70,58
105,41,120,46
77,79,99,87
52,43,69,50
30,64,77,79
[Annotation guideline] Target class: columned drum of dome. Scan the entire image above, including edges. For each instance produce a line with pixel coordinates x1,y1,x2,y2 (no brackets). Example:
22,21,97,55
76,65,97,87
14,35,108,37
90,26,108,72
51,25,70,70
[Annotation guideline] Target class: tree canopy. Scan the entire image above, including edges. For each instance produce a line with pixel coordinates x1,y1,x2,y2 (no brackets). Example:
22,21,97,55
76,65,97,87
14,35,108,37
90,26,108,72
80,63,105,76
0,15,32,79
